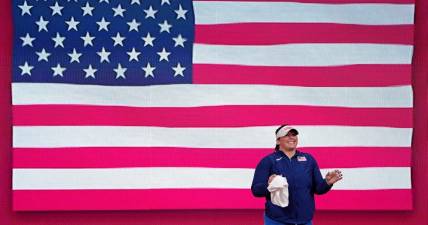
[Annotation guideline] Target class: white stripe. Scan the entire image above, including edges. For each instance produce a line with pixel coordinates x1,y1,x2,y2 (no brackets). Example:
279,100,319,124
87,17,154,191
12,167,411,190
193,44,413,66
12,83,413,108
13,126,412,148
321,167,411,190
194,2,414,25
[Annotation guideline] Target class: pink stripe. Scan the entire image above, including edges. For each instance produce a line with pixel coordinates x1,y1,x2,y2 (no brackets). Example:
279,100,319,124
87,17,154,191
315,189,412,210
13,189,412,211
195,0,413,3
12,105,412,127
13,147,411,168
195,24,414,45
193,64,411,87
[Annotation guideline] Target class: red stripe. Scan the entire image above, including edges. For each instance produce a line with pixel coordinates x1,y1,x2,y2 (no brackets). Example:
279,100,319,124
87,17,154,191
193,64,411,87
315,189,412,210
195,0,413,3
13,189,412,211
13,147,411,168
195,24,414,45
12,105,412,127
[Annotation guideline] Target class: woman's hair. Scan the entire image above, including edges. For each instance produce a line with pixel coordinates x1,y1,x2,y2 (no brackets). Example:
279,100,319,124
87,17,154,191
274,124,288,151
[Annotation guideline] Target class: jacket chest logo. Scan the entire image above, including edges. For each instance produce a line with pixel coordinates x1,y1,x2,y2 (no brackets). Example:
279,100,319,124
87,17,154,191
297,156,307,162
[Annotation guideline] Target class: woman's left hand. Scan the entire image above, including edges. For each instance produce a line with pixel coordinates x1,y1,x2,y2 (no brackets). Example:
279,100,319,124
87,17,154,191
325,170,343,185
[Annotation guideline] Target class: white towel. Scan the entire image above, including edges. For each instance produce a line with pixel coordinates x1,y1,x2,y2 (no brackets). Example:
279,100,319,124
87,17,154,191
267,176,289,207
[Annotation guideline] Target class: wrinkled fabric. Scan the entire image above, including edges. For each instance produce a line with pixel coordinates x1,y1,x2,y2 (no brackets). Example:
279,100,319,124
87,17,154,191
267,175,289,207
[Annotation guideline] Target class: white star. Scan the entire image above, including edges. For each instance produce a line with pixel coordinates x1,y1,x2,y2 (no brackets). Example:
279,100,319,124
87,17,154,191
20,33,35,47
127,19,140,32
158,20,172,33
36,16,49,32
157,48,170,62
51,63,66,77
172,63,186,77
99,0,109,3
175,4,187,20
127,47,141,62
97,17,110,31
112,32,125,46
81,2,94,16
52,32,65,48
131,0,140,5
144,6,157,19
84,64,97,78
112,4,126,17
68,48,82,63
173,34,187,47
142,62,155,78
18,1,33,16
114,63,127,79
50,1,63,16
142,33,155,47
160,0,170,5
19,61,33,76
65,17,80,31
81,32,95,47
36,48,51,62
97,47,111,63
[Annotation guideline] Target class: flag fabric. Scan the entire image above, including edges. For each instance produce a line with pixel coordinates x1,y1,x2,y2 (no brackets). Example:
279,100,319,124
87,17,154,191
12,0,414,211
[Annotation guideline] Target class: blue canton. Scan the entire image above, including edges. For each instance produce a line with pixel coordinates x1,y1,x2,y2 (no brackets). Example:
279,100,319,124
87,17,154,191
13,0,194,85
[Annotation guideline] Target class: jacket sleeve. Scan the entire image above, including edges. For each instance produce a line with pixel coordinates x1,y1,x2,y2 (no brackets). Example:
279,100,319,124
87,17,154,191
251,156,272,197
311,156,332,195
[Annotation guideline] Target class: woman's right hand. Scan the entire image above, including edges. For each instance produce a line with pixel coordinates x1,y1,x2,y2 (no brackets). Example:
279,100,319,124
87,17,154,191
268,174,277,184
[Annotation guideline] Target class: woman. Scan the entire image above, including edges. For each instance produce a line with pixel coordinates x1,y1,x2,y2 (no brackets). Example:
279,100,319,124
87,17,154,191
251,125,343,225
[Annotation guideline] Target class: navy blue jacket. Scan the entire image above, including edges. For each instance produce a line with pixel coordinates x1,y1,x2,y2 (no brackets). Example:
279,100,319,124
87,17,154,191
251,150,332,224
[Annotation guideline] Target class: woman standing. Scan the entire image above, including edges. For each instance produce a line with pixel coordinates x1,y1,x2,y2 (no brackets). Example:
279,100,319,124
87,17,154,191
251,125,343,225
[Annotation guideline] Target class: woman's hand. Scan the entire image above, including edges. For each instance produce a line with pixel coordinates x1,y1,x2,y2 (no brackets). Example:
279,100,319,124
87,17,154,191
325,170,343,185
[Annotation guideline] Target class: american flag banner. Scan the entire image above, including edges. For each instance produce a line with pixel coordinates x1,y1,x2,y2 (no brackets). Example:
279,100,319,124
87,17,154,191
11,0,414,211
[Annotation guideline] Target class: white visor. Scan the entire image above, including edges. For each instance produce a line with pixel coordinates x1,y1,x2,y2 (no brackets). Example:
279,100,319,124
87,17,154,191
276,126,299,139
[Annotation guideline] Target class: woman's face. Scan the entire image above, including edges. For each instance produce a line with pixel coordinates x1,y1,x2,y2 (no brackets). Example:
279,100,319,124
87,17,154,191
276,133,298,151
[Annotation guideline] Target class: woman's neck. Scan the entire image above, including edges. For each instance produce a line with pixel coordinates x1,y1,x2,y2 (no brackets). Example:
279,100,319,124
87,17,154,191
280,148,296,159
